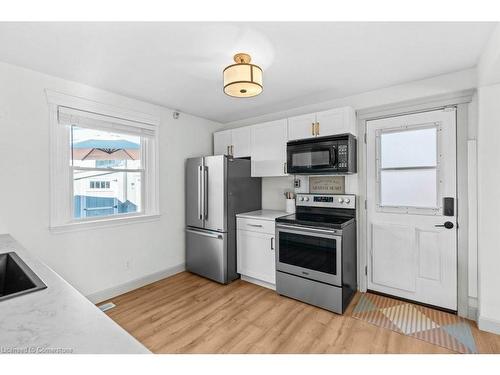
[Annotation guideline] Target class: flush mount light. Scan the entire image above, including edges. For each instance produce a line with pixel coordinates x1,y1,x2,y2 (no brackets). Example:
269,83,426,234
223,53,263,98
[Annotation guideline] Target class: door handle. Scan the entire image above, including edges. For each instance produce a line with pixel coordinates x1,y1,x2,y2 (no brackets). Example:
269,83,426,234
185,228,223,239
198,165,203,220
271,237,274,250
315,122,320,136
435,221,454,229
204,166,208,219
311,123,315,136
247,224,263,228
226,145,230,155
231,145,234,156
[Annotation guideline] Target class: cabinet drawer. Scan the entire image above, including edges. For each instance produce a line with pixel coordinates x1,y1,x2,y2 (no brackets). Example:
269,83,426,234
237,217,275,234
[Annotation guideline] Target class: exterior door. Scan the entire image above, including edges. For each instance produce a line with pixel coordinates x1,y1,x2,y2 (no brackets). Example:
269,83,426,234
366,109,457,310
185,157,204,229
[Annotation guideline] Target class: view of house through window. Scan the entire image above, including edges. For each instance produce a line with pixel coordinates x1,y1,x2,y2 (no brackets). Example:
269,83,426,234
71,126,143,219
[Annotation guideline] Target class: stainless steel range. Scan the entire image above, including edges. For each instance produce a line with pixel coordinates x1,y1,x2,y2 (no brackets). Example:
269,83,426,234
275,193,357,314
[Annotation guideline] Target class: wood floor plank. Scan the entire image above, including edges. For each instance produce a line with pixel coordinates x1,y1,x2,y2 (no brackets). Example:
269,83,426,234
101,272,500,354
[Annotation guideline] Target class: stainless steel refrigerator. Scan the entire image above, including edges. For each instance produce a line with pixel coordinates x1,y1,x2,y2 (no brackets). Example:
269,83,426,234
185,155,261,284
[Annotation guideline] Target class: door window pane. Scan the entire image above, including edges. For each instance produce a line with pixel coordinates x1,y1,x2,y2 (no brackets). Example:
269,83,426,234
380,169,437,208
73,170,142,219
380,127,437,168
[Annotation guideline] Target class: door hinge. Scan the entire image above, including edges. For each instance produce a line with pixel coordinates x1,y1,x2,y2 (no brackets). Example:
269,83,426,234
364,199,367,210
364,133,367,144
365,266,368,276
443,105,457,112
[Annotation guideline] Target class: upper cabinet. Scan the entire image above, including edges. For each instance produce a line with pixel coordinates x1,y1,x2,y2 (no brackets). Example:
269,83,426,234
316,107,356,137
213,127,251,158
251,119,288,177
212,106,356,177
287,113,317,141
287,107,356,141
213,129,232,155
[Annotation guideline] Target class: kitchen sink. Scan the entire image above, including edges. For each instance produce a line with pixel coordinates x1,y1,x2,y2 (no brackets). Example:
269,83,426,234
0,252,47,302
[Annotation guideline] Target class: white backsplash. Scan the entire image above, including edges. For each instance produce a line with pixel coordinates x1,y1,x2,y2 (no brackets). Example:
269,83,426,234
262,175,358,210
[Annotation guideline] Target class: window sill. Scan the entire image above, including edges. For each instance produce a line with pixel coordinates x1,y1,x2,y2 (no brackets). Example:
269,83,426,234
49,214,161,234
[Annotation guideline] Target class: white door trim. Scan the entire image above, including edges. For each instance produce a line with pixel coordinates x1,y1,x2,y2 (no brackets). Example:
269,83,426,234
356,90,474,318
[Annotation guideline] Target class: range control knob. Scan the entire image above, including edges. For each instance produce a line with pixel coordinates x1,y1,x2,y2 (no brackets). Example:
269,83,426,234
299,197,304,201
338,198,344,203
345,198,350,204
304,197,310,202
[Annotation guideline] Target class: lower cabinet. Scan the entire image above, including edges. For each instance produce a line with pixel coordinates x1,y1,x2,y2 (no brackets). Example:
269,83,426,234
237,219,276,288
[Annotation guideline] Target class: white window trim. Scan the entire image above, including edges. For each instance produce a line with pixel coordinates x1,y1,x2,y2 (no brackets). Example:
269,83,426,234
47,90,160,232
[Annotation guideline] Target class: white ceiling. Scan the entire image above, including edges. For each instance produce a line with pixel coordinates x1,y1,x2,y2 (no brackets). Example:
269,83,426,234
0,22,495,123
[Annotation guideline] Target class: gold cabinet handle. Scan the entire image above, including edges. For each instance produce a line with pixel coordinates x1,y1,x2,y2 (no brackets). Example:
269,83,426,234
315,122,320,136
311,123,315,136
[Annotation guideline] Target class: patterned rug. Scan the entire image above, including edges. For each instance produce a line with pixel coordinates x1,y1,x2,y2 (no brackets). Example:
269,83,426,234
351,293,477,354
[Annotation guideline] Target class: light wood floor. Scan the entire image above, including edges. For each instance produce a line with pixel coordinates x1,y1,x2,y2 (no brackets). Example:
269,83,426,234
103,272,500,354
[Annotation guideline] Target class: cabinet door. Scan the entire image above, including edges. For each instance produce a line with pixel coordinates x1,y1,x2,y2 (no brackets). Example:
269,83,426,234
251,119,288,177
316,107,356,136
287,113,317,141
213,130,232,155
237,229,276,284
231,127,251,158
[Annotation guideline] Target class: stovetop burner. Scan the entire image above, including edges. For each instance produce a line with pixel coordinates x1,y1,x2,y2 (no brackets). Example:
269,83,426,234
276,193,356,230
276,213,354,229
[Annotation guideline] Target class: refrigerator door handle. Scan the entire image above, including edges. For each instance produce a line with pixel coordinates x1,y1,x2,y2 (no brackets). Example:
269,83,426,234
186,228,223,239
204,166,209,219
198,165,203,220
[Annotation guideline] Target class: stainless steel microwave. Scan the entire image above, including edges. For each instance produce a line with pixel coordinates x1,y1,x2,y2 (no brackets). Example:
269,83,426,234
286,133,357,174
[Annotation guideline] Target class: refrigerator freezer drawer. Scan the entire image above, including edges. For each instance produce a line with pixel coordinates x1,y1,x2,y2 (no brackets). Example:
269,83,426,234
186,228,227,284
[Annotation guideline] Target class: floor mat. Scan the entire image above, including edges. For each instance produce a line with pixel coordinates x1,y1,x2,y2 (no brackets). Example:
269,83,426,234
351,293,477,354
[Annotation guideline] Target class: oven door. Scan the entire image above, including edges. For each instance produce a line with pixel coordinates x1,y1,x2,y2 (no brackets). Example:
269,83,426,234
287,143,337,174
276,224,342,286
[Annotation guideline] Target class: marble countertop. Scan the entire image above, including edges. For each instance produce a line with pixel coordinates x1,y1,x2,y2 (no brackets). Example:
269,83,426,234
236,209,289,221
0,234,149,354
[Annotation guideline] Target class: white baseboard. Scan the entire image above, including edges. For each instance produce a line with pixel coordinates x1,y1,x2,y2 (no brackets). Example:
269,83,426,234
241,275,276,290
478,315,500,335
86,263,185,304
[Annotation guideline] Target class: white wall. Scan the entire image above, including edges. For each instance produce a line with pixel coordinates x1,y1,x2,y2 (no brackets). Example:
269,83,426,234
0,61,223,300
476,24,500,334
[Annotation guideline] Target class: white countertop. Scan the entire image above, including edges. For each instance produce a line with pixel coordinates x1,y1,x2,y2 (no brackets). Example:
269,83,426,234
0,234,149,354
236,209,290,221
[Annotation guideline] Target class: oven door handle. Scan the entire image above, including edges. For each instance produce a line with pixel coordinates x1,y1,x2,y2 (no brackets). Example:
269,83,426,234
276,223,340,236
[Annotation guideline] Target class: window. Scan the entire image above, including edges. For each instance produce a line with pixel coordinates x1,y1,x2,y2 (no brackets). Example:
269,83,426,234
377,125,439,209
48,91,159,230
89,181,111,189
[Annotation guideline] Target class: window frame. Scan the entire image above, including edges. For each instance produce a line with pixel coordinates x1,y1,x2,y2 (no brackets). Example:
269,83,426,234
375,122,442,215
47,90,160,232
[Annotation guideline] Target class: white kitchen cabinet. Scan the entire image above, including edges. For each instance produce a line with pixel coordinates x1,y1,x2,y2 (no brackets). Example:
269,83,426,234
286,106,357,141
237,214,283,288
230,127,251,158
213,127,251,157
250,119,288,177
315,107,357,136
213,129,232,155
287,113,317,141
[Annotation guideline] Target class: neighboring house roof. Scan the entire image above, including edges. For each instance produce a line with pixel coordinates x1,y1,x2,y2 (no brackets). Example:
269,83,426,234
72,139,140,149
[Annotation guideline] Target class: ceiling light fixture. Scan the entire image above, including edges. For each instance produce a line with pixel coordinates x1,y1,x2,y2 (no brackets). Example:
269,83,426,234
223,53,263,98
